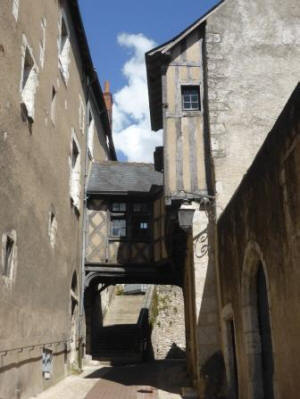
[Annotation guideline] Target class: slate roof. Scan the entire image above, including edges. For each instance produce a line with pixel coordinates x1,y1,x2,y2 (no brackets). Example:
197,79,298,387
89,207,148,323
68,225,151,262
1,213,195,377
87,162,163,194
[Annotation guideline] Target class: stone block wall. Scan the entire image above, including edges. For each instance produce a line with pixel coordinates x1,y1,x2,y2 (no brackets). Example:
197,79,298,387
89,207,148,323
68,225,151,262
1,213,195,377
217,85,300,399
150,286,186,359
206,0,300,214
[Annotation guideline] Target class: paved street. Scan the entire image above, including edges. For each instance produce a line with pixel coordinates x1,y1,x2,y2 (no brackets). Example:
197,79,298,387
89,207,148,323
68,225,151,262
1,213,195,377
31,360,192,399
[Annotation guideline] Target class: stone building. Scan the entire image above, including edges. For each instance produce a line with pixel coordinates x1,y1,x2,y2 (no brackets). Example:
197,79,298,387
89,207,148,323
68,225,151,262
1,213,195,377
0,1,115,398
146,0,299,396
218,84,300,399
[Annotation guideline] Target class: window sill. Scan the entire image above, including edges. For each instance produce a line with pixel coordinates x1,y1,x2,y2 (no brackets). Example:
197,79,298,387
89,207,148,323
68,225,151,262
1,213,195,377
108,237,151,243
182,110,202,117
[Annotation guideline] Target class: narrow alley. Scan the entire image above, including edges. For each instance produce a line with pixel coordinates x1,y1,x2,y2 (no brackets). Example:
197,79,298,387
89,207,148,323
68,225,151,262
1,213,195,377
1,0,299,398
31,288,192,399
31,360,191,399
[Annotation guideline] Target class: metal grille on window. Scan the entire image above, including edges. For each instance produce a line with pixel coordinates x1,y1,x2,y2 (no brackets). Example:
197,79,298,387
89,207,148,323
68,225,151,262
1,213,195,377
182,86,200,110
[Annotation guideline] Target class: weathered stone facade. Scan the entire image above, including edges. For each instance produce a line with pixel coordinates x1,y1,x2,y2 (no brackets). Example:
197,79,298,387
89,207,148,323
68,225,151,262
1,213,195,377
206,0,300,211
218,84,300,399
0,1,114,398
151,286,186,360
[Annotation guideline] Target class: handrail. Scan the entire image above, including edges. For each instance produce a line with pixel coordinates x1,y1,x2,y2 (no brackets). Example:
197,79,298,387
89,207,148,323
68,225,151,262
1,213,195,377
0,338,72,355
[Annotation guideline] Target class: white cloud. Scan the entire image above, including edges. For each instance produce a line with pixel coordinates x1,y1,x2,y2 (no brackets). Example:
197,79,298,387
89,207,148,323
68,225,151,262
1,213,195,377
112,33,162,162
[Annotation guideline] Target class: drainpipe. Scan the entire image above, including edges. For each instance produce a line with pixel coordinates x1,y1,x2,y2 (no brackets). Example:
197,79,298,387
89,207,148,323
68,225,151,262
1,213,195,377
78,75,92,369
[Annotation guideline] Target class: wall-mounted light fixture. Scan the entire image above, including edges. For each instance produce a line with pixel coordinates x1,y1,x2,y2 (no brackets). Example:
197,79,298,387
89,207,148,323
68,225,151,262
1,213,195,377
178,202,195,232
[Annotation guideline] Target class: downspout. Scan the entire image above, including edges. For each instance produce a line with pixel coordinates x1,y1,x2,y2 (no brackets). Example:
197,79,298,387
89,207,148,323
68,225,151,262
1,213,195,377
78,75,92,369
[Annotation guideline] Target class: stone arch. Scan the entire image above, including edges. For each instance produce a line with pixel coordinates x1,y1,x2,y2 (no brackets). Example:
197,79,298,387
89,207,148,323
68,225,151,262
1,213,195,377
241,241,276,399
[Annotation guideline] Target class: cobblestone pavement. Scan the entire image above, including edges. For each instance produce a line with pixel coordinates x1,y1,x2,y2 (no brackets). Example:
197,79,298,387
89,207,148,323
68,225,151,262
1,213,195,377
31,360,190,399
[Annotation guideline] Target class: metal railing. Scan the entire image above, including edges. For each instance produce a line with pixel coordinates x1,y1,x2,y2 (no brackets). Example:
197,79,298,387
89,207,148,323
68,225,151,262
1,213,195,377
0,338,72,355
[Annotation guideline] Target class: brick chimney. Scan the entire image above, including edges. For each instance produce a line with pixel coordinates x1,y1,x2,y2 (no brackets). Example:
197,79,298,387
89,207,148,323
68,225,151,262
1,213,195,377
103,80,113,128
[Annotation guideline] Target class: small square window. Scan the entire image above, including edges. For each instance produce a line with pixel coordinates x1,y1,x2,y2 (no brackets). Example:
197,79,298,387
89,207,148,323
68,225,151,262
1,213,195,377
132,218,150,240
111,218,126,237
181,86,201,111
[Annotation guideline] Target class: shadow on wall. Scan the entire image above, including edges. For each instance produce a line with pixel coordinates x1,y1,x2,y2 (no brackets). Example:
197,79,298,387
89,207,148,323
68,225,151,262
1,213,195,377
166,343,186,359
189,216,227,398
84,283,104,355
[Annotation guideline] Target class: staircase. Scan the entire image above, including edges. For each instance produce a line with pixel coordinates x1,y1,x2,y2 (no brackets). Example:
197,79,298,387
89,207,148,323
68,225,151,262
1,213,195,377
92,294,146,364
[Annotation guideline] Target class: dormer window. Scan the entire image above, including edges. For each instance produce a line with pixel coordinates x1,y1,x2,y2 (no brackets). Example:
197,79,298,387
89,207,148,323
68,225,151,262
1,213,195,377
182,85,201,111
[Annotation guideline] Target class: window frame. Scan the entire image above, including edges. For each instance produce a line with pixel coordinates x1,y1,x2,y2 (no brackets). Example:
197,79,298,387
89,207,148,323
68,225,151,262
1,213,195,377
69,130,81,211
58,14,71,84
181,85,201,112
108,201,152,242
20,35,39,123
1,230,17,280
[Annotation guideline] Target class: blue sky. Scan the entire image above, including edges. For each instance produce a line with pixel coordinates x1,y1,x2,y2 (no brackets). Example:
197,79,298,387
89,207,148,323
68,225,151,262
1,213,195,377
78,0,219,161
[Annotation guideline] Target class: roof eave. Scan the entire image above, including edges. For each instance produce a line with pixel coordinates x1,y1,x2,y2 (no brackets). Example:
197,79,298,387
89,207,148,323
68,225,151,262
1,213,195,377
68,0,117,160
146,0,225,132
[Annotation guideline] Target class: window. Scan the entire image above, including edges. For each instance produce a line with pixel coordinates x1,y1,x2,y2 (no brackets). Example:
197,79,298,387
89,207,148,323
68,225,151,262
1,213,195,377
132,218,150,239
133,203,149,213
87,110,94,159
20,38,39,122
181,85,201,111
110,202,126,237
12,0,19,21
109,202,151,240
2,231,17,279
69,132,81,210
4,236,14,276
42,348,53,380
112,202,126,212
79,96,85,135
111,218,126,237
39,17,47,68
50,86,56,124
48,211,57,248
59,16,70,83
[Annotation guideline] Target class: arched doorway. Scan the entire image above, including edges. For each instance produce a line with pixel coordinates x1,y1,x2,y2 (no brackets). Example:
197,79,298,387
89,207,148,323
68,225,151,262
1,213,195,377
241,242,275,399
256,263,274,399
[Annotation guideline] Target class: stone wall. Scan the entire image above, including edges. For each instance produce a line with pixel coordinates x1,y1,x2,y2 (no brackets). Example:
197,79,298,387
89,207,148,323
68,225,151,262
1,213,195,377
206,0,300,214
218,85,300,399
0,1,111,398
151,286,186,359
